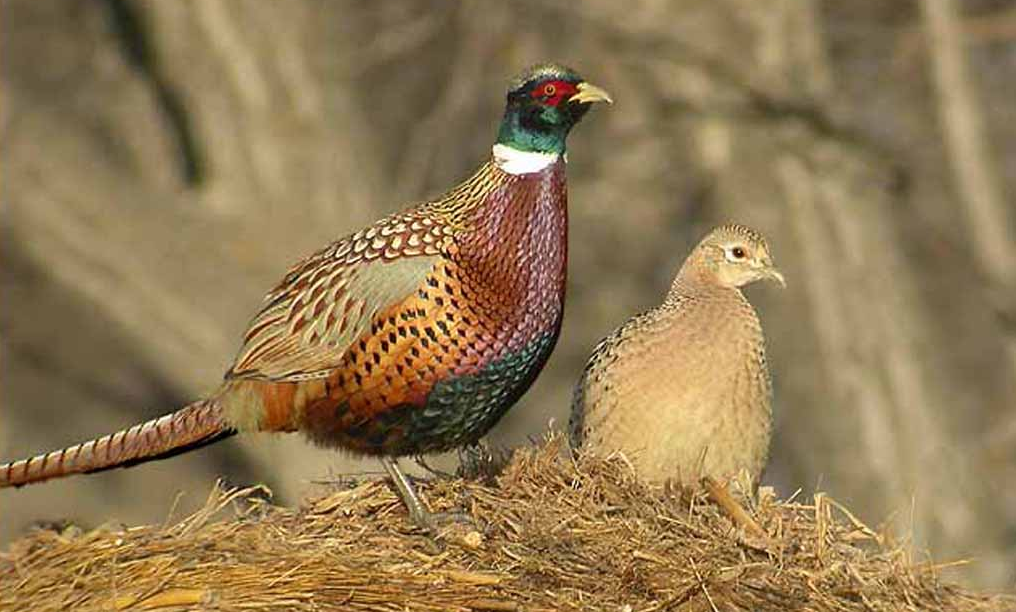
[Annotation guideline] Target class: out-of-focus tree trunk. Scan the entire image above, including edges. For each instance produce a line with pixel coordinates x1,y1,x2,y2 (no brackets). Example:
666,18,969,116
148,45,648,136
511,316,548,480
3,0,1014,589
918,0,1016,377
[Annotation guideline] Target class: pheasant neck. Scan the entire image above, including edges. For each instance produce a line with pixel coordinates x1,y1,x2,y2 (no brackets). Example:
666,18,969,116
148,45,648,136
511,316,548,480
667,269,746,306
456,159,568,326
496,106,570,156
671,250,733,296
492,144,561,175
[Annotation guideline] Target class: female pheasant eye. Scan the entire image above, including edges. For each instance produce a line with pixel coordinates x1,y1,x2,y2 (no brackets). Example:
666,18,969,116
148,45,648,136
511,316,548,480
731,247,746,260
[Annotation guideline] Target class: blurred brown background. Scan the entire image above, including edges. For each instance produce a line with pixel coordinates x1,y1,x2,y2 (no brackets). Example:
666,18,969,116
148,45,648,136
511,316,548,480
2,0,1014,591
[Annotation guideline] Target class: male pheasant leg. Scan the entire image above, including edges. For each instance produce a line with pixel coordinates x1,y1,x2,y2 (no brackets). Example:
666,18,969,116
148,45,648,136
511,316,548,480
381,456,431,529
381,457,475,532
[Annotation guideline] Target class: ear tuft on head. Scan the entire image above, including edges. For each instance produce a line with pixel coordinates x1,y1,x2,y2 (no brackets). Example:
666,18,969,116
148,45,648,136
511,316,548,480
508,62,581,93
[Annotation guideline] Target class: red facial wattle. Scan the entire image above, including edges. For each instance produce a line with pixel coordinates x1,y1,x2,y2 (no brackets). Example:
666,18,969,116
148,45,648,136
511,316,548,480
530,80,578,107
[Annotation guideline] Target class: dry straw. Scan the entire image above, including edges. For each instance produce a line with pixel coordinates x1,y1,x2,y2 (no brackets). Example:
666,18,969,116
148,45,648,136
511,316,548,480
2,435,1013,611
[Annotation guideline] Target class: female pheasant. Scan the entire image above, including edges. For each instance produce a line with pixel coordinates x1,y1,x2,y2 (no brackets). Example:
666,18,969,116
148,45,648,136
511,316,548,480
570,224,783,488
0,63,612,528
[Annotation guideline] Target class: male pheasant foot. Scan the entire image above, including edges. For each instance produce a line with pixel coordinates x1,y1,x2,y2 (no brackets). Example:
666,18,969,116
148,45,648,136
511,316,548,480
0,63,612,530
569,224,784,488
381,458,475,532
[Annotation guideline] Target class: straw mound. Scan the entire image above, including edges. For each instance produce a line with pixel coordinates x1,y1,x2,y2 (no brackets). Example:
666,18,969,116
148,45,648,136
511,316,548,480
2,436,1013,612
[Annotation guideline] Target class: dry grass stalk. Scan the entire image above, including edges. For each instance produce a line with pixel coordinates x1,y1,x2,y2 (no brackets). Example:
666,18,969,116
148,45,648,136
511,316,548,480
2,435,1013,612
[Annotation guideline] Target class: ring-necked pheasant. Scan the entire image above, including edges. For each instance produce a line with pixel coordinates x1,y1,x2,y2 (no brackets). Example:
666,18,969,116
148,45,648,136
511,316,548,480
1,63,612,528
569,224,783,488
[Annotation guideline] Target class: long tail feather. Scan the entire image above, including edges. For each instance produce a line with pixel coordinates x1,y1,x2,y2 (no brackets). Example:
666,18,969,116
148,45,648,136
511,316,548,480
0,399,235,488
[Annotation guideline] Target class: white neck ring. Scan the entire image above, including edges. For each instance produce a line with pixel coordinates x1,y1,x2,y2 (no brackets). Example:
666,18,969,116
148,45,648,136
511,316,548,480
492,144,561,175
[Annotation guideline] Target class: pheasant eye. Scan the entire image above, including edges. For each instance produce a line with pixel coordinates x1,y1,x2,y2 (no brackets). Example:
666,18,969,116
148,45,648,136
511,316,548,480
731,247,746,259
543,83,556,96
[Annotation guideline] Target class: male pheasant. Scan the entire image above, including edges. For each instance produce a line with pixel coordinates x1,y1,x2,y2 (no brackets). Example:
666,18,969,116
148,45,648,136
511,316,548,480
1,63,612,528
569,224,783,487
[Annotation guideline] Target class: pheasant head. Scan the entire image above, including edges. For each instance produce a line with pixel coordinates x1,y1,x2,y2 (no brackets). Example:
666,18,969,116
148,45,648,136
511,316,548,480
679,223,786,290
496,63,613,158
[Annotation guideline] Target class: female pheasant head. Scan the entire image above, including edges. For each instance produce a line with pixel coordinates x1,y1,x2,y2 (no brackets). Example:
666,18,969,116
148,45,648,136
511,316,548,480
680,224,786,290
495,63,612,164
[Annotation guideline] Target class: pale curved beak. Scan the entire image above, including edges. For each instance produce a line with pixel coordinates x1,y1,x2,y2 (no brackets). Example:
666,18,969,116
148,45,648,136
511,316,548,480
569,81,614,105
764,267,787,288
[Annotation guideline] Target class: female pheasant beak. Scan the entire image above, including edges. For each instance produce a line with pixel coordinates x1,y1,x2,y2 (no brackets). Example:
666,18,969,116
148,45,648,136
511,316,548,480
763,267,787,288
569,82,614,105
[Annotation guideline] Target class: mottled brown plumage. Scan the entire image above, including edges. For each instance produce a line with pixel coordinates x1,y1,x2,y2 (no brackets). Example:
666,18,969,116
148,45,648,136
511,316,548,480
569,224,784,487
0,63,612,528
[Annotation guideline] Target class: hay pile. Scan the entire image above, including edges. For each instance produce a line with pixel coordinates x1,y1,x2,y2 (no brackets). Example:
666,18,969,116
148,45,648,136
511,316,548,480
2,437,1013,612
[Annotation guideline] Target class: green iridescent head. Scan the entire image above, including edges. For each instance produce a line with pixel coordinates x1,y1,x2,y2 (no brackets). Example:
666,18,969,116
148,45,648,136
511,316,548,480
496,63,612,155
